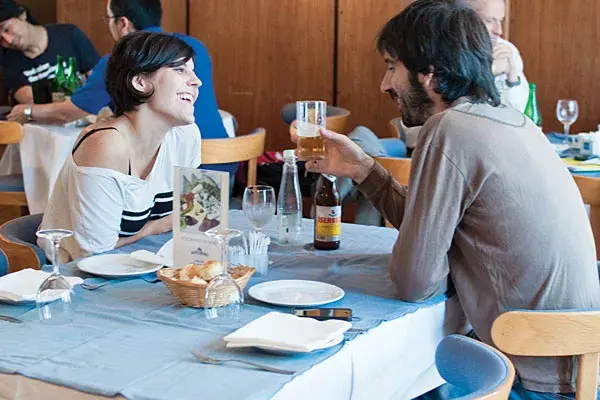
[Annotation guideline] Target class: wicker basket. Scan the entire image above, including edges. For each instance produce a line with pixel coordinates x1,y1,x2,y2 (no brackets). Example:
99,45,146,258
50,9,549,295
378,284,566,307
158,265,255,308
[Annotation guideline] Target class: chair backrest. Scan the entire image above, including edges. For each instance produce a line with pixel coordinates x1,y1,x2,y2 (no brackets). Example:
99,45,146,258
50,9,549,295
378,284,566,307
573,175,600,260
492,310,600,400
388,117,402,140
436,335,515,400
374,157,411,228
201,128,266,187
0,213,46,273
280,103,352,134
0,121,23,158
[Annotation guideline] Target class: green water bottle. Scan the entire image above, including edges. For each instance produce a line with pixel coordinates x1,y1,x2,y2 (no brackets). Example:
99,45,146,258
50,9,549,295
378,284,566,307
51,55,66,102
65,57,79,97
524,82,542,128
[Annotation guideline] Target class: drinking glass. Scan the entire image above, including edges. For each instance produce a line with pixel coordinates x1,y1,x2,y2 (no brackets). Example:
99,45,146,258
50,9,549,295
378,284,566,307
556,99,579,144
296,100,327,159
204,227,243,324
243,185,276,232
35,229,75,325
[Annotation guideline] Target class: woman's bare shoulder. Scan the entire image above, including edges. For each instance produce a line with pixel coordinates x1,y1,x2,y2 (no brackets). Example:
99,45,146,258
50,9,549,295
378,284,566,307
72,121,129,173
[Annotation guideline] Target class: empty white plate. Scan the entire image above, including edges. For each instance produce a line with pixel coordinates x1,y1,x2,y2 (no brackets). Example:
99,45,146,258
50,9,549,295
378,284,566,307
77,254,162,278
248,280,345,307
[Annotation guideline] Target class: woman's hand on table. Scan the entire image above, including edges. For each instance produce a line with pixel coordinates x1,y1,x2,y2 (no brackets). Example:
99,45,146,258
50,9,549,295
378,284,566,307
116,215,172,248
289,121,375,184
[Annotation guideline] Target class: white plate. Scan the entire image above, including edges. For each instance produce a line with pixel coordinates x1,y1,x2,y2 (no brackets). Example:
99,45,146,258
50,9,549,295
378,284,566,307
226,334,344,354
77,254,162,278
248,280,345,307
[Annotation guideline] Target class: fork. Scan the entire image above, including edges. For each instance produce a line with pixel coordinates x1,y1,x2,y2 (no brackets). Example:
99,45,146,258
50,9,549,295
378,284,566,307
191,351,295,375
82,275,160,290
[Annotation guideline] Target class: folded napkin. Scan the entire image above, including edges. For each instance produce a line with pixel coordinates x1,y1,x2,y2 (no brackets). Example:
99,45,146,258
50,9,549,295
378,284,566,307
0,268,83,303
224,312,351,352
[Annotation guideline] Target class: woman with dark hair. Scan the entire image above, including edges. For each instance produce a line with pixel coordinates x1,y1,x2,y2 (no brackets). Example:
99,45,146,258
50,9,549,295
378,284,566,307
0,0,99,105
39,31,202,259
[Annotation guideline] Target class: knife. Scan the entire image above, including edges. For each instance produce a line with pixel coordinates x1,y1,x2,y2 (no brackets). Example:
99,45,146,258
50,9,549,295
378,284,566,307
0,314,23,324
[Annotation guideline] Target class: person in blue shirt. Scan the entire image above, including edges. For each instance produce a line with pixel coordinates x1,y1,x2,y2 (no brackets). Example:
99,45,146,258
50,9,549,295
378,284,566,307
8,0,235,174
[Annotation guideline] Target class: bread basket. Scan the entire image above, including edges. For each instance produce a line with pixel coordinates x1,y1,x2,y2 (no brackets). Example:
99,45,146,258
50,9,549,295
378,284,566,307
158,265,255,308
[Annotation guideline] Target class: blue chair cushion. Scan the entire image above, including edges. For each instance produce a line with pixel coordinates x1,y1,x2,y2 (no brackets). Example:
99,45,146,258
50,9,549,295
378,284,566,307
0,249,7,277
0,174,24,192
380,138,407,158
435,335,510,400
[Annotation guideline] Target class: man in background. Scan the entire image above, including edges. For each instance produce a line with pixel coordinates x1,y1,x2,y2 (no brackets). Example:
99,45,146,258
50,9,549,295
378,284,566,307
464,0,529,112
7,0,234,174
0,0,99,105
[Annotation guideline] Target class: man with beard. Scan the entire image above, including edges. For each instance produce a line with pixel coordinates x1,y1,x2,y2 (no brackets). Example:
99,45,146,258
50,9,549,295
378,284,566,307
292,0,600,397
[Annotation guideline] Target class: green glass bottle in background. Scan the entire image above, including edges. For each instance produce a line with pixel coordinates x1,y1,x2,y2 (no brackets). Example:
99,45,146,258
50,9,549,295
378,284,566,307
51,55,66,103
524,82,542,128
65,57,79,98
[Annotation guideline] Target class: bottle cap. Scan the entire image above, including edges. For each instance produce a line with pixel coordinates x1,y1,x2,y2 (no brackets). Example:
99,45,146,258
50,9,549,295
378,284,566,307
283,149,296,160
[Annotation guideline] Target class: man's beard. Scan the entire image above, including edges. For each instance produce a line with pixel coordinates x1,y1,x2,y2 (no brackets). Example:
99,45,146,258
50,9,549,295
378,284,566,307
387,76,434,127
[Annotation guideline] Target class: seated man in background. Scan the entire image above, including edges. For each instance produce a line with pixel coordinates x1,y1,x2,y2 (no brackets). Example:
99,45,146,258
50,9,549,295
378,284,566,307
0,0,99,105
8,0,235,175
294,1,600,397
463,0,529,112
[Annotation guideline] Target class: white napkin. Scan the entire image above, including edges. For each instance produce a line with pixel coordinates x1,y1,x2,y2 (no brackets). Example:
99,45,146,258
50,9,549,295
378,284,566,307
224,312,351,352
0,269,83,303
130,250,171,267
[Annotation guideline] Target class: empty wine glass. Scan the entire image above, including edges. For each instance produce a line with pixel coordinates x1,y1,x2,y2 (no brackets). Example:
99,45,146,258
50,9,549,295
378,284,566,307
556,99,579,144
204,227,243,325
35,229,75,325
243,185,276,232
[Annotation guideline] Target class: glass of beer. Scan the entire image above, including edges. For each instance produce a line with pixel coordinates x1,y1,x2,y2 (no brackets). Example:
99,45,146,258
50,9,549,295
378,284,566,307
296,100,326,159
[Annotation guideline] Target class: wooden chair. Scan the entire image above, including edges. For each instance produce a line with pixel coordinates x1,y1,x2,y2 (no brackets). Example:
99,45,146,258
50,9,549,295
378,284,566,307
0,121,27,209
374,156,411,228
0,213,45,273
573,175,600,260
435,334,515,400
201,128,266,187
492,310,600,400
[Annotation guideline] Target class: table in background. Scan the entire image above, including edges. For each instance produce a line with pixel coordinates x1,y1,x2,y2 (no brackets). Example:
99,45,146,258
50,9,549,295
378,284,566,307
0,212,464,400
0,111,236,214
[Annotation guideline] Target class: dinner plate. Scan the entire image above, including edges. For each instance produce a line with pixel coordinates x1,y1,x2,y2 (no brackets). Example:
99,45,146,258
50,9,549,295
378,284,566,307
77,254,162,278
248,280,345,307
225,334,345,355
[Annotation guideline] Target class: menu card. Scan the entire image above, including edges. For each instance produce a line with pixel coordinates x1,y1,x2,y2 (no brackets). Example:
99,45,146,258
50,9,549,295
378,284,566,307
173,167,229,267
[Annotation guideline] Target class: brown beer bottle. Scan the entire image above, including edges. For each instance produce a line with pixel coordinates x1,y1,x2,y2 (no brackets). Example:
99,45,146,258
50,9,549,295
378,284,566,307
314,174,341,250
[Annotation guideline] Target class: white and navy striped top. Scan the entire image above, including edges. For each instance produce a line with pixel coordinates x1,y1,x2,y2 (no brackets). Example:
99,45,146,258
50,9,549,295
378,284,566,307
40,124,201,260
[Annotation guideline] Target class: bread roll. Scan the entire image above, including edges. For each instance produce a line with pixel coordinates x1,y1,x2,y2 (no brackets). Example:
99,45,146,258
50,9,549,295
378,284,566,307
197,261,223,281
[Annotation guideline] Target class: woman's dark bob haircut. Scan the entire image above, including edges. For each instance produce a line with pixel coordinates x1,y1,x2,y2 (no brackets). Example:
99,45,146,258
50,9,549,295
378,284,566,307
106,31,195,116
376,0,500,106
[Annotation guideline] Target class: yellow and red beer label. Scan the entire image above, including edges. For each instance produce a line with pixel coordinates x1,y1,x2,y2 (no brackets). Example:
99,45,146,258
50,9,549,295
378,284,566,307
315,206,341,241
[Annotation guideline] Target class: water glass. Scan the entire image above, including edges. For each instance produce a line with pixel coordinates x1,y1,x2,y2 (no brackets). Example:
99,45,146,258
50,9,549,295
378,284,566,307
243,185,276,231
556,99,579,144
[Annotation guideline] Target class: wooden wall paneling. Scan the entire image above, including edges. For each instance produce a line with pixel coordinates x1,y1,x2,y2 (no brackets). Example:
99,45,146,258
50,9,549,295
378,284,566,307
510,0,600,134
161,0,187,34
19,0,56,24
57,0,188,56
189,0,336,152
337,0,413,139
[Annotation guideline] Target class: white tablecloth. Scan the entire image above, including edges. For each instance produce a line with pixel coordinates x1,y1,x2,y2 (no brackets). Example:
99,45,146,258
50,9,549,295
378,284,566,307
0,111,236,214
